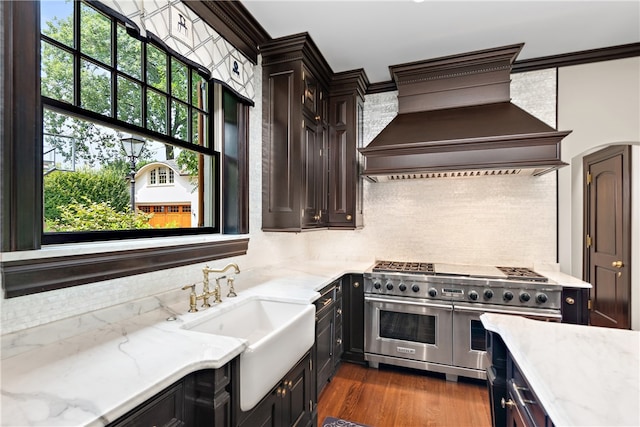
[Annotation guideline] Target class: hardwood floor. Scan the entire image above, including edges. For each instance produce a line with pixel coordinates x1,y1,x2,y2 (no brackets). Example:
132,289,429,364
317,363,492,427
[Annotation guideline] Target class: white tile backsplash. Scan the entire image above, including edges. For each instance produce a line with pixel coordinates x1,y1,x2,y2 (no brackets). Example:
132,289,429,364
1,63,557,335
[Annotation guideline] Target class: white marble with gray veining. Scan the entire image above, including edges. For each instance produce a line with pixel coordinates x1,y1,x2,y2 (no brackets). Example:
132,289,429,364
0,260,589,426
0,261,371,427
481,313,640,427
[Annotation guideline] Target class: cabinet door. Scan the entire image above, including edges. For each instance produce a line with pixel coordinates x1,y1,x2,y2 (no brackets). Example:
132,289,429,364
561,287,589,325
315,304,334,396
343,274,365,363
110,382,185,427
333,295,343,368
237,392,278,427
301,114,327,228
281,353,313,427
328,95,357,228
262,63,302,231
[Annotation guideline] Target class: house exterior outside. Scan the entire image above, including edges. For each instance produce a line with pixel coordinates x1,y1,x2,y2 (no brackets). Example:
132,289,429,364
135,160,197,228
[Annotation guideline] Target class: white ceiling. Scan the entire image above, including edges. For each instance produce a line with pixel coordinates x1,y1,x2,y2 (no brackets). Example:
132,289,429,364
241,1,640,83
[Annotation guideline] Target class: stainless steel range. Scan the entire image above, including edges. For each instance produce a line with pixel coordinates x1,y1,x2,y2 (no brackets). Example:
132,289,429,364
364,260,562,381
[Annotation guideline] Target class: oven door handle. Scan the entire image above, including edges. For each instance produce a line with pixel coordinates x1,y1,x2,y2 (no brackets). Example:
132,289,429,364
365,295,453,311
453,303,562,320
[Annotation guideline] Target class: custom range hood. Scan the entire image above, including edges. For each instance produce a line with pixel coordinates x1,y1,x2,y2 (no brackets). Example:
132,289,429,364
359,44,572,182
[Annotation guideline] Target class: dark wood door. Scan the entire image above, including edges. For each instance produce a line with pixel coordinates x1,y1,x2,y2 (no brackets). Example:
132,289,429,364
584,145,631,329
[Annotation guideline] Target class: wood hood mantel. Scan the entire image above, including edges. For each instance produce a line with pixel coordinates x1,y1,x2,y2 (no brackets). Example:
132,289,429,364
359,43,572,181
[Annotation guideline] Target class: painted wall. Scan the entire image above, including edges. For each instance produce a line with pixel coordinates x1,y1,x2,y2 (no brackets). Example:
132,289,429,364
557,57,640,329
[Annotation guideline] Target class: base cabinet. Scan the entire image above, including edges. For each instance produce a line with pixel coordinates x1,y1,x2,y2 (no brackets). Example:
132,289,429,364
236,351,314,427
109,364,232,427
561,287,589,325
342,274,365,364
314,279,343,398
504,355,554,427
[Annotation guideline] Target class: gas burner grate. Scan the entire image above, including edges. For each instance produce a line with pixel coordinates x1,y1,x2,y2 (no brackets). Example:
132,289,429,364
496,266,548,282
372,261,435,274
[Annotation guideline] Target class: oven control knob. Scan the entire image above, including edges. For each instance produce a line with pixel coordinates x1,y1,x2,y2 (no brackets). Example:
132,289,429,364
520,292,531,302
484,289,494,300
469,291,479,301
399,283,407,292
536,293,548,304
503,291,514,301
412,284,421,293
427,287,436,297
386,282,394,291
373,281,382,290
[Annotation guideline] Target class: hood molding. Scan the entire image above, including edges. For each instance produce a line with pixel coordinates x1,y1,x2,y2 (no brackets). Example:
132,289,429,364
360,43,571,181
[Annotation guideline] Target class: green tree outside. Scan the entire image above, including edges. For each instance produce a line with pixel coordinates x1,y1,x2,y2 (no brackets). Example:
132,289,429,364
40,2,197,231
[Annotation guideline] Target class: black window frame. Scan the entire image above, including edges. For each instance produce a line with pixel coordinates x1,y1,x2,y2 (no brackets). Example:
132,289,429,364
40,0,219,245
0,1,249,298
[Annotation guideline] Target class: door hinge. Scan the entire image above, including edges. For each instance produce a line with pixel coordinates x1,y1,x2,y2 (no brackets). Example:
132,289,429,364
587,172,592,185
586,234,592,248
588,299,593,310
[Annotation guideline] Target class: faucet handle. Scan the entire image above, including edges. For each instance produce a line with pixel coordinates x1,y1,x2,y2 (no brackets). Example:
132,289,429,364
227,277,237,298
181,284,198,313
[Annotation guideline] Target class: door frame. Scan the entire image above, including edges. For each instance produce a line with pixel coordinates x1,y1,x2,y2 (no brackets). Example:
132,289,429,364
583,144,632,327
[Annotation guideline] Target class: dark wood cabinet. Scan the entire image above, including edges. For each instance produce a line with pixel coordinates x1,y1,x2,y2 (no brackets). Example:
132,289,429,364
237,351,314,427
342,274,365,364
333,280,344,369
328,71,368,229
261,34,332,232
109,363,233,427
110,381,185,427
314,279,343,398
504,354,554,427
561,287,589,325
261,33,367,231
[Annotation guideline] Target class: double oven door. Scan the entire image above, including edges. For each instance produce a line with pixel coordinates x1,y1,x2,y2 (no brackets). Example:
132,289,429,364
364,295,452,366
365,294,563,377
453,303,563,372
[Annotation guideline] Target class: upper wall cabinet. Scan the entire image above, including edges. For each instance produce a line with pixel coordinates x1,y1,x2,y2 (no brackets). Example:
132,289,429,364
261,33,367,231
328,70,368,229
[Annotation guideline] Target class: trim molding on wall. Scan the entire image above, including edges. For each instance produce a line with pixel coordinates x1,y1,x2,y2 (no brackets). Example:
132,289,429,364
1,238,249,298
365,42,640,94
512,42,640,73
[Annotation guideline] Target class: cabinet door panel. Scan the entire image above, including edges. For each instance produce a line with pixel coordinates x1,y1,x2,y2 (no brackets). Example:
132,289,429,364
285,357,312,427
316,307,334,396
110,383,184,427
262,63,303,231
238,392,278,427
343,274,365,363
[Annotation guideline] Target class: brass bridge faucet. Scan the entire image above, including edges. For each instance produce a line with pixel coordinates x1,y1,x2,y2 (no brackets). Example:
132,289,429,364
181,263,241,313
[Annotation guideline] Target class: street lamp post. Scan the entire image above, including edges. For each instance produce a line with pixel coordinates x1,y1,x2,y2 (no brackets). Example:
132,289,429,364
121,136,146,212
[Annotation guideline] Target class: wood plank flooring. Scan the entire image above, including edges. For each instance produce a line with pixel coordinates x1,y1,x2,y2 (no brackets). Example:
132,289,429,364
317,363,492,427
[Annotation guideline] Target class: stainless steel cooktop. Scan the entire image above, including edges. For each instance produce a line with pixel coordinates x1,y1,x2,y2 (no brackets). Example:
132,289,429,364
365,260,561,309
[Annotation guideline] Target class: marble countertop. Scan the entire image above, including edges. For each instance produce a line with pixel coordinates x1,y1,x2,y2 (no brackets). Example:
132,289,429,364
0,259,588,426
1,260,371,427
481,313,639,426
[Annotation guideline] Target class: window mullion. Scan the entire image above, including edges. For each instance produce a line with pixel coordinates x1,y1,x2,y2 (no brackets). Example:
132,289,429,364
73,1,81,107
110,16,117,119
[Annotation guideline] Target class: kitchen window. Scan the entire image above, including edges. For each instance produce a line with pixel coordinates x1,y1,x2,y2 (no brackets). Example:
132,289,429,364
0,1,250,298
41,0,218,239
